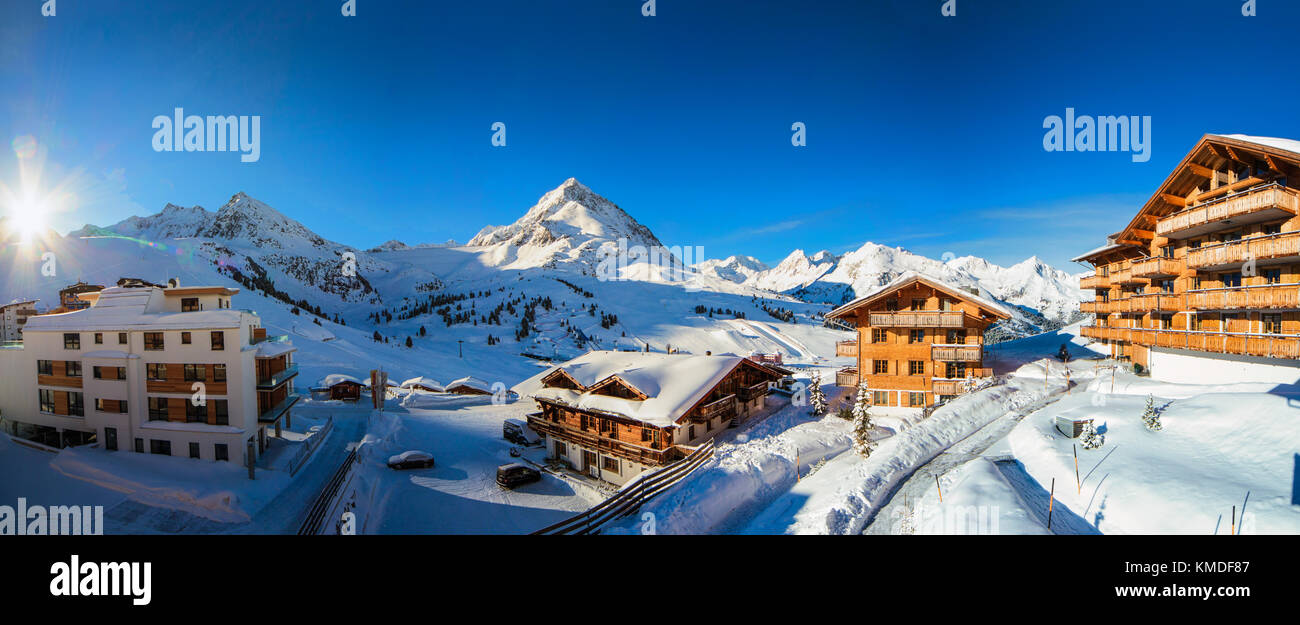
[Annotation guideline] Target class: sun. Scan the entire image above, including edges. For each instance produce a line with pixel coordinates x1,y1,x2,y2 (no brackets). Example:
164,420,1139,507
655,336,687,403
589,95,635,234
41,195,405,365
10,193,48,242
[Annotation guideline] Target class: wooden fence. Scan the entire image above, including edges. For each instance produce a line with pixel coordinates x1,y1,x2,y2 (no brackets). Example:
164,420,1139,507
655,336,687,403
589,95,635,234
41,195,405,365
531,439,716,535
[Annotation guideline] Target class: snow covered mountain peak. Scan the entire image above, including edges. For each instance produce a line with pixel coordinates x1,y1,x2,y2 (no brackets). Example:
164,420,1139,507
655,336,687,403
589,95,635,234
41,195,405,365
692,255,770,284
468,179,663,269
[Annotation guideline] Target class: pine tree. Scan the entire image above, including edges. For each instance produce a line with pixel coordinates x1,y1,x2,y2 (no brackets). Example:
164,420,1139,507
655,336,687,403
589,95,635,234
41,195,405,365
808,371,827,417
1141,394,1162,431
851,381,876,457
1080,420,1105,450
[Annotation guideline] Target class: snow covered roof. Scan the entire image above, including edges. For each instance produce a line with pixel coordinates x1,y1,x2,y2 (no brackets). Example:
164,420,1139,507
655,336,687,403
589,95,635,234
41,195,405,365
255,341,297,358
826,271,1013,321
1070,242,1129,263
513,350,774,427
22,287,247,332
1210,134,1300,158
316,374,362,388
400,376,444,391
2,299,37,309
444,376,492,392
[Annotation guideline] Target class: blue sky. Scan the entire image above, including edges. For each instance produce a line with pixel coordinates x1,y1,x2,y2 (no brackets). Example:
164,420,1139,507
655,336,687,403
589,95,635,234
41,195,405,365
2,0,1298,271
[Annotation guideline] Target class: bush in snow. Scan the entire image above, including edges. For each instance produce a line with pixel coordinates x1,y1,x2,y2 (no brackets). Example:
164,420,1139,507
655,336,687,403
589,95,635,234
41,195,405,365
851,381,876,457
1141,394,1162,431
1080,420,1104,450
808,371,827,417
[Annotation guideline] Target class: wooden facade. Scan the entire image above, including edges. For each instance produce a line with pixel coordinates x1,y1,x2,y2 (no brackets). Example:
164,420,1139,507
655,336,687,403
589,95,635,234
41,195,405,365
525,357,783,480
1075,135,1300,368
827,276,1009,408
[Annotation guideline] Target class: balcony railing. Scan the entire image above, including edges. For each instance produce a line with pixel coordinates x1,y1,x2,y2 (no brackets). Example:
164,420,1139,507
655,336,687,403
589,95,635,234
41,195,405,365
1129,293,1184,312
1129,328,1300,359
258,394,299,424
835,340,858,357
836,367,859,388
257,364,299,389
1080,301,1108,314
1131,256,1183,278
1186,284,1300,310
1187,230,1300,270
738,381,769,403
694,394,736,422
931,344,982,361
1081,326,1132,342
1156,183,1300,238
1080,275,1109,289
869,311,965,328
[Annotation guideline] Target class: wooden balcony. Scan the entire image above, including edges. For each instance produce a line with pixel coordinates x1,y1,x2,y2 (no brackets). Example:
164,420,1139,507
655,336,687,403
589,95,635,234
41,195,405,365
835,340,858,357
1129,293,1184,312
1131,256,1183,278
737,381,769,403
1110,267,1148,286
1186,230,1300,270
835,367,859,388
1186,284,1300,310
1080,275,1109,289
1157,183,1300,239
1082,326,1132,342
526,416,676,466
1080,301,1108,314
1128,329,1300,360
932,369,993,396
869,311,965,328
693,394,737,422
931,344,982,361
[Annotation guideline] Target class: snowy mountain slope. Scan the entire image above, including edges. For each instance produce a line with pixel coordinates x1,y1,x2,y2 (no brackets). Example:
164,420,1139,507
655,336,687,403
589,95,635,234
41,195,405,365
691,255,769,284
467,178,664,270
738,242,1085,332
73,192,444,315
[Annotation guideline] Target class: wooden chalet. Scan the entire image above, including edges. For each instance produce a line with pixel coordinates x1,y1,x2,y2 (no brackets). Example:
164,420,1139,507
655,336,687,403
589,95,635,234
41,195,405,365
313,374,363,401
515,351,784,485
1074,134,1300,370
826,273,1011,409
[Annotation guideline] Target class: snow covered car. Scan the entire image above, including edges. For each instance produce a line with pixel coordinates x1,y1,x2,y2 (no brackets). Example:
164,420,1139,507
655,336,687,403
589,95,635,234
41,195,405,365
387,450,435,470
496,463,541,489
503,418,542,446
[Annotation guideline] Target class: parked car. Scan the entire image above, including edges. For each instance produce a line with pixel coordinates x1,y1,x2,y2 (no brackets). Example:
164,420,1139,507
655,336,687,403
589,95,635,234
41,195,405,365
387,450,435,470
503,418,542,446
496,463,542,489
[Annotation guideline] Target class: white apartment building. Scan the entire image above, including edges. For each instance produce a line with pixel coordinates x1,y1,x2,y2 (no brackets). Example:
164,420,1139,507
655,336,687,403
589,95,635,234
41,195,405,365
0,284,298,470
0,299,39,342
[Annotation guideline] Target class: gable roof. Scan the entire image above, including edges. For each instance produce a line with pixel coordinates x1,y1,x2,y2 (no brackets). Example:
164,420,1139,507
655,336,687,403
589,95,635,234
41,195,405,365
1112,133,1300,247
512,350,780,427
825,272,1013,321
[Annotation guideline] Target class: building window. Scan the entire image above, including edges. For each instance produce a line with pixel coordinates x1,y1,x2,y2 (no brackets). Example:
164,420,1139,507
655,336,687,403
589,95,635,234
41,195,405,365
1263,313,1282,334
1191,275,1202,290
213,400,229,425
63,333,80,349
147,363,167,381
1263,268,1282,285
143,332,164,350
150,440,171,456
908,392,926,407
38,389,54,413
909,360,924,375
213,364,226,382
1262,223,1282,235
148,397,169,421
885,299,898,311
554,441,566,459
135,438,144,454
641,427,652,442
1221,272,1242,288
189,442,201,459
946,361,967,379
94,398,106,412
873,391,888,404
873,359,888,375
211,331,225,351
872,328,887,343
94,333,103,344
186,401,206,423
602,456,619,474
37,360,52,376
184,364,206,382
118,400,128,414
66,361,82,378
909,329,925,344
910,298,926,311
214,444,229,462
104,427,117,451
181,332,192,345
689,425,697,440
118,332,128,345
67,392,84,417
181,298,200,312
946,329,967,344
1160,246,1174,259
